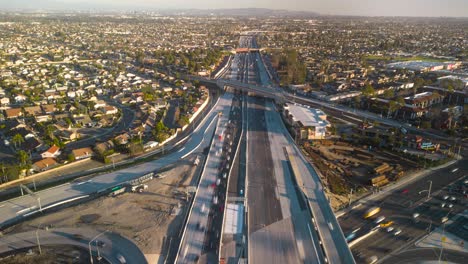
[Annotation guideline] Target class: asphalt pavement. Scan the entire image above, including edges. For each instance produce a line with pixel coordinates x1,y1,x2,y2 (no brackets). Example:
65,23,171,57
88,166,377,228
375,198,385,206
339,150,468,262
0,227,146,264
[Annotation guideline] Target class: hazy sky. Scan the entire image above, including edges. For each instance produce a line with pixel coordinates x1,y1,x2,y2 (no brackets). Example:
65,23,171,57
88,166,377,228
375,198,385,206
1,0,467,17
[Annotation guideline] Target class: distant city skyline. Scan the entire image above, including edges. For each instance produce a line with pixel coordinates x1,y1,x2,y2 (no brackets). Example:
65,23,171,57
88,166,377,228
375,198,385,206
0,0,467,17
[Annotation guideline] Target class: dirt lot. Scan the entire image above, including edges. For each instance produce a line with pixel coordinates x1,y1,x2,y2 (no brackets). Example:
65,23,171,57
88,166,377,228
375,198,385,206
5,155,204,262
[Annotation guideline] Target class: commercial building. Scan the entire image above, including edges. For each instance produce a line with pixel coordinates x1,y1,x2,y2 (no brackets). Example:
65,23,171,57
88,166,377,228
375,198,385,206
283,103,330,140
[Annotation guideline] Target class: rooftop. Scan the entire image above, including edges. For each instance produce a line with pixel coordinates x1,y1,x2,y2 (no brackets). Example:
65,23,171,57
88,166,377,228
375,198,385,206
284,103,329,128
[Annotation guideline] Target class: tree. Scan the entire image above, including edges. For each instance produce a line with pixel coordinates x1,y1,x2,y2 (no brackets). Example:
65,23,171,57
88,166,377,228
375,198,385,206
413,77,424,95
11,133,24,149
447,83,454,104
383,89,394,99
16,150,29,167
45,124,56,140
362,83,375,98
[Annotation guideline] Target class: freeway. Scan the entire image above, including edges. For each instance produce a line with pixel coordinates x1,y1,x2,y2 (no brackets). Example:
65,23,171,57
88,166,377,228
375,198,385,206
0,92,229,229
175,92,234,263
246,96,322,264
263,99,355,264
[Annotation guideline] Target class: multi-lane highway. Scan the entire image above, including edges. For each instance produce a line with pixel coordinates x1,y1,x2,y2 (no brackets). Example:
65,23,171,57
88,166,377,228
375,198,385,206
175,92,234,263
339,152,468,263
215,34,355,264
0,92,228,229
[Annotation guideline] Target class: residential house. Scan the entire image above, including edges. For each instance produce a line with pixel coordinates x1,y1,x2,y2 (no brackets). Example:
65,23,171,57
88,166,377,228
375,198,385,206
102,105,118,115
72,147,94,160
41,104,56,114
35,115,52,123
94,140,114,156
41,145,61,159
73,114,92,126
24,106,42,116
14,94,27,103
4,108,23,119
57,130,80,141
114,133,130,145
0,97,10,106
32,158,58,172
94,100,107,110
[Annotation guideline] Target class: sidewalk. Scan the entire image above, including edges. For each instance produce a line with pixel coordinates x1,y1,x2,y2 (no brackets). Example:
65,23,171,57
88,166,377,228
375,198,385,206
335,157,461,218
416,211,468,254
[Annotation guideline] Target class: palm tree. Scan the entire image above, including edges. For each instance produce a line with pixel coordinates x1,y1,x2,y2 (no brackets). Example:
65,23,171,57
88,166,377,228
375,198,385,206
16,150,29,167
11,133,24,149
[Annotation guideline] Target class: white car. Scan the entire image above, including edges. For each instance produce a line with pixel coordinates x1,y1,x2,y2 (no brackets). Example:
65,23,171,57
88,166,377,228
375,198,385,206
394,229,402,236
443,195,449,200
448,203,454,208
441,203,446,208
375,216,385,224
386,226,394,233
116,254,126,264
449,196,456,201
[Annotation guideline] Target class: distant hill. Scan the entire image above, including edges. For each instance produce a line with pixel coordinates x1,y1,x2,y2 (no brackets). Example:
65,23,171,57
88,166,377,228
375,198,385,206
169,8,321,18
0,3,320,18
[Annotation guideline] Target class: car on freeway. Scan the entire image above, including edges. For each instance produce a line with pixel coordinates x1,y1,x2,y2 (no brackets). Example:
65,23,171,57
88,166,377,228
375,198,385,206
374,216,385,224
380,221,394,228
386,226,394,233
394,229,402,236
451,168,459,173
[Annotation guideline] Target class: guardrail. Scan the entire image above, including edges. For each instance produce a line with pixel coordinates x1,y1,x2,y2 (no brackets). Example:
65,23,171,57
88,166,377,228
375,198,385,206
285,146,355,264
174,114,222,263
218,118,244,263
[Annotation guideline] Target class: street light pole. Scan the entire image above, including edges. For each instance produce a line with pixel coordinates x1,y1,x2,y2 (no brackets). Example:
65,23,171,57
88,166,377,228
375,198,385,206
35,224,43,255
37,197,42,212
427,180,433,200
88,230,109,264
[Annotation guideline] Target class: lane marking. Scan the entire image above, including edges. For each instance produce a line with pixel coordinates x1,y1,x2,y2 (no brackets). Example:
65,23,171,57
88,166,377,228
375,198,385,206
307,223,322,264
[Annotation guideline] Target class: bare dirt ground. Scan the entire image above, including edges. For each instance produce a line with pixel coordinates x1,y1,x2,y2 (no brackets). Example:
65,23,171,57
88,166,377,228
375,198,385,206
5,155,205,263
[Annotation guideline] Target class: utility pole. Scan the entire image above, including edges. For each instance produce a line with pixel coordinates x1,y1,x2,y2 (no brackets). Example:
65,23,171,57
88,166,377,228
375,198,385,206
35,223,44,255
427,180,433,200
348,188,353,207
